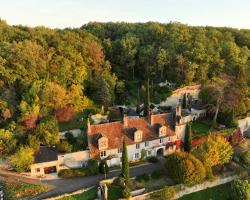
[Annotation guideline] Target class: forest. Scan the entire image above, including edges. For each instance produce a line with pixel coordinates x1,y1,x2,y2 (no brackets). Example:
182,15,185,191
0,19,250,170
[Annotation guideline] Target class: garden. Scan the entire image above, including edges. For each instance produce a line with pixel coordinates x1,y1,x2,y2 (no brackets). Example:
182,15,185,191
0,179,49,199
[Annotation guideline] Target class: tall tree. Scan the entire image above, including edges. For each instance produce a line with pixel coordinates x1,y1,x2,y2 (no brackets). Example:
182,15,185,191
184,123,192,152
121,137,129,181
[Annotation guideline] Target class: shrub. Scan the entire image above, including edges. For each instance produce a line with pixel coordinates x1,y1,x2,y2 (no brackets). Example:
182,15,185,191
58,168,89,178
87,159,99,175
136,173,150,182
56,141,72,153
240,151,250,166
151,170,163,179
99,160,109,174
231,179,250,200
140,149,147,161
147,156,158,163
10,147,34,173
150,186,176,200
65,132,76,144
165,152,206,185
122,185,131,199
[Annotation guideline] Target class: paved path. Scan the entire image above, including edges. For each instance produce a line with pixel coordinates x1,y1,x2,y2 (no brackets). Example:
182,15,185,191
34,162,164,200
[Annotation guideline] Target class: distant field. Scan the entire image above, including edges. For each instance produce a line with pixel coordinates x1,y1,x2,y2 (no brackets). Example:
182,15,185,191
178,182,231,200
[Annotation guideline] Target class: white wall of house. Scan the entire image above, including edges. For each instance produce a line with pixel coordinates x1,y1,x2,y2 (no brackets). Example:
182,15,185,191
238,117,250,135
176,124,187,142
58,150,89,169
100,136,178,167
30,160,58,177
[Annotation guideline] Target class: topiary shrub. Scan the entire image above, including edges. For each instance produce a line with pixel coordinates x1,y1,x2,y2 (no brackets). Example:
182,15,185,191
231,179,250,200
99,160,109,174
165,152,206,185
146,156,159,163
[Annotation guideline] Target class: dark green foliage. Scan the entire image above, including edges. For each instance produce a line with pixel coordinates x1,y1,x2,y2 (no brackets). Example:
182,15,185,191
136,173,150,182
146,156,159,163
150,186,176,200
240,151,250,166
99,160,109,174
151,170,163,179
87,159,99,175
231,179,250,200
140,148,147,161
182,93,187,109
65,132,76,144
121,138,129,180
165,152,206,185
184,123,192,152
56,141,72,153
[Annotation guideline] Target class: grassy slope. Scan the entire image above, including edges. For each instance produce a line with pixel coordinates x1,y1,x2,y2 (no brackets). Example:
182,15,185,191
59,187,97,200
178,183,231,200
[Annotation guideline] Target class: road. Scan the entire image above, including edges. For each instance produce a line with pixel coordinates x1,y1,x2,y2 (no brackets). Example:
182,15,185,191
35,162,164,199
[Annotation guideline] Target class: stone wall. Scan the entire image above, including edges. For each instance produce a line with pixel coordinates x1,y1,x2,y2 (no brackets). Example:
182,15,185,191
131,175,237,200
159,85,201,107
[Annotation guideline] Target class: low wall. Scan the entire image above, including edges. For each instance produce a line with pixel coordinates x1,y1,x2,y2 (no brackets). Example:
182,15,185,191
131,175,238,200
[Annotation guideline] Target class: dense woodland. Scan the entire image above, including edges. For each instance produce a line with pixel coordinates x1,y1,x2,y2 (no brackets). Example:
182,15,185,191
0,19,250,170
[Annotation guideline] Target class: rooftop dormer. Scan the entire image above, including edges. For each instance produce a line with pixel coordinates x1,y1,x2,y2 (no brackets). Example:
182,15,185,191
159,125,167,137
98,135,108,150
134,129,142,142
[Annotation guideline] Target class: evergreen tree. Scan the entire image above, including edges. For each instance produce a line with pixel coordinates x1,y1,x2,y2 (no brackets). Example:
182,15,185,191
184,123,192,152
144,78,150,117
182,93,187,109
121,137,129,181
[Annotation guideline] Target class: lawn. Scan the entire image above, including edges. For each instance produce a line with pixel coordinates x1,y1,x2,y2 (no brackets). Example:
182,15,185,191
178,182,231,200
59,112,85,131
191,121,211,136
59,187,98,200
0,180,49,199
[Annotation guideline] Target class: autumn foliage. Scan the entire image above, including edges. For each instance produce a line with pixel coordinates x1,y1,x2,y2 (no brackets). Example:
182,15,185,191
54,106,75,122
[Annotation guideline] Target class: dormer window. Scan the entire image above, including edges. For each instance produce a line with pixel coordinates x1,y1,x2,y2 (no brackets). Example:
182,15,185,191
98,135,108,150
134,129,142,142
159,126,167,137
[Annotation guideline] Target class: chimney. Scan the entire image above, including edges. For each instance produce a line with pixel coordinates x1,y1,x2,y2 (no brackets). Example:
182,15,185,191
87,118,91,134
123,114,128,127
176,104,182,117
150,114,155,125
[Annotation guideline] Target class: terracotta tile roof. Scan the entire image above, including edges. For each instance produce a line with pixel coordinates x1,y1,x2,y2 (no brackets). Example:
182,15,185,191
88,114,176,158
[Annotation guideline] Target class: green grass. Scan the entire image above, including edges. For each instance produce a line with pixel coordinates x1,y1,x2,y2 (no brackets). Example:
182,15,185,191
0,180,49,199
178,182,231,200
59,112,85,132
108,184,123,200
59,187,97,200
191,121,211,136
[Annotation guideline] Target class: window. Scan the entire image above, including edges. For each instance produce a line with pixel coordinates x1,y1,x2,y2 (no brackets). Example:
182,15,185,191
145,141,149,147
160,138,163,144
147,150,152,156
135,153,140,159
100,151,106,157
36,168,40,173
118,148,123,154
136,143,140,149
